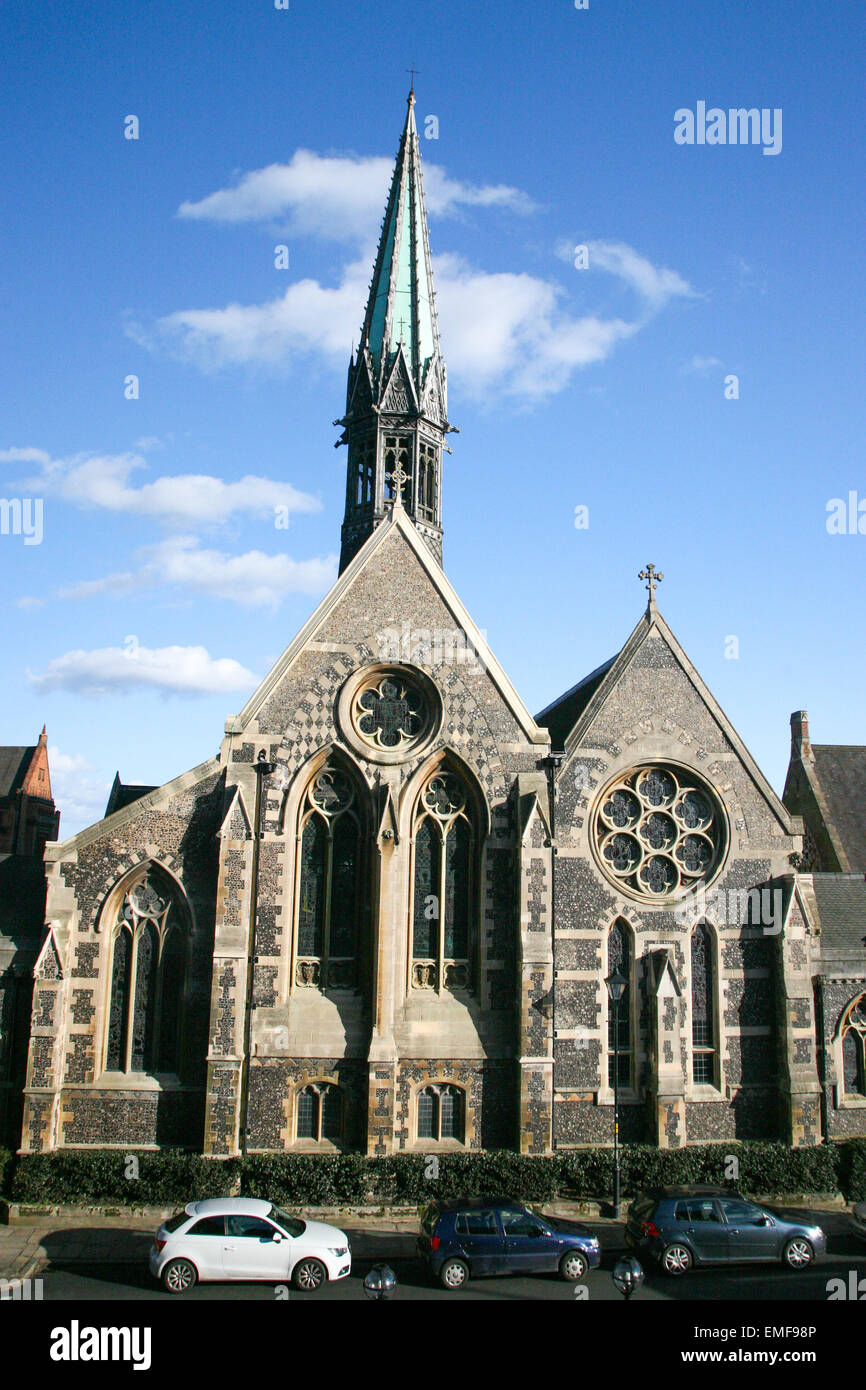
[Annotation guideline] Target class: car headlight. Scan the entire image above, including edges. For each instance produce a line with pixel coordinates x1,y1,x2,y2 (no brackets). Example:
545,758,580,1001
329,1247,348,1257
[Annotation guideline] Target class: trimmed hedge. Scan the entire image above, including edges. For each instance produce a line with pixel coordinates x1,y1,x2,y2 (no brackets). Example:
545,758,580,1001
2,1140,863,1208
839,1138,866,1200
7,1151,240,1206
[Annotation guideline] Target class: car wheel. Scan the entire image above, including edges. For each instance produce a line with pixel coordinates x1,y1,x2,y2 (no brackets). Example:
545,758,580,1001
782,1238,814,1271
162,1258,198,1294
661,1243,693,1276
439,1257,469,1290
559,1250,588,1282
292,1257,327,1291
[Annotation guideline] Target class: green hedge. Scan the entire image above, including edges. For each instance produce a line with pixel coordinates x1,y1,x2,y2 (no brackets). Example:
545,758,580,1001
2,1141,863,1207
839,1138,866,1200
7,1151,240,1206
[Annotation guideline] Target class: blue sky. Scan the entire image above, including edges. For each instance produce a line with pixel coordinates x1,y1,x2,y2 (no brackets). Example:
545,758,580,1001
1,0,864,836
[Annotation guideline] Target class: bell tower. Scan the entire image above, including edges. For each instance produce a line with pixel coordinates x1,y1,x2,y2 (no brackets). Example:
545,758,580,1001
336,90,454,572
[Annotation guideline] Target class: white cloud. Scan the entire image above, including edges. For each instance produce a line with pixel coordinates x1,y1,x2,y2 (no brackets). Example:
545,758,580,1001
586,240,696,308
148,233,694,399
154,253,638,398
15,596,45,610
150,258,369,370
435,255,637,397
178,151,534,242
682,354,723,374
31,643,259,697
0,446,52,467
59,534,337,607
47,747,112,827
13,448,321,527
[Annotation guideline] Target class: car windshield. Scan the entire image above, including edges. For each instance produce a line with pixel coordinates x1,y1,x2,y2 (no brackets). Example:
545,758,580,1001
268,1206,305,1238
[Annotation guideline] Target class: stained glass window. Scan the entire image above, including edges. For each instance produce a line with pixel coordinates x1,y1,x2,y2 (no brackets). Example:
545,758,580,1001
413,818,439,959
841,994,866,1097
411,767,474,992
131,923,158,1072
691,923,716,1085
106,928,131,1072
104,870,187,1076
299,816,327,957
295,762,364,991
594,765,723,900
607,922,631,1088
158,928,185,1073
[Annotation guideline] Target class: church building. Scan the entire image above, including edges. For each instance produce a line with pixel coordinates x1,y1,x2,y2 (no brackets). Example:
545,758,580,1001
12,94,866,1159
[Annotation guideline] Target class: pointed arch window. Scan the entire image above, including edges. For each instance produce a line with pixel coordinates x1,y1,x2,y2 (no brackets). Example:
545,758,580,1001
410,768,476,993
295,1083,343,1142
417,1084,464,1142
417,439,438,522
841,995,866,1097
105,873,188,1075
691,922,717,1085
383,433,412,504
607,920,632,1088
295,762,364,991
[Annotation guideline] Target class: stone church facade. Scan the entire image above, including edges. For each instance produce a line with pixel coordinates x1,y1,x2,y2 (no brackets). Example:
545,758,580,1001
9,94,866,1158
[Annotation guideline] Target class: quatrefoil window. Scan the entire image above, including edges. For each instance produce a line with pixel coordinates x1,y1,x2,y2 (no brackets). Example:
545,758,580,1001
593,765,725,900
351,671,430,752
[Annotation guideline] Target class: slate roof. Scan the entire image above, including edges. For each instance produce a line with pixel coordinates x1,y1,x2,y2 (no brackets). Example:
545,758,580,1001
104,775,158,818
810,744,866,872
811,873,866,950
535,658,616,751
0,746,36,800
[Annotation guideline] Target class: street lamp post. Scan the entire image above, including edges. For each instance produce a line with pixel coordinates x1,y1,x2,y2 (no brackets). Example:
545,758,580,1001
605,969,627,1221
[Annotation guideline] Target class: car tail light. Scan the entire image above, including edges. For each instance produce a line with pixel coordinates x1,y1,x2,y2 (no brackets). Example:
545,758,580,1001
430,1236,440,1252
154,1238,166,1253
640,1220,660,1238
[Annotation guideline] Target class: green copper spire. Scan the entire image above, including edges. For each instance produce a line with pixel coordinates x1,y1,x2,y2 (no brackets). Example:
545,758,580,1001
362,91,441,378
337,90,453,574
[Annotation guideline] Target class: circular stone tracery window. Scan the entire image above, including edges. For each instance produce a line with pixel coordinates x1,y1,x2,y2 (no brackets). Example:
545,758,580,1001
592,765,726,900
339,664,441,765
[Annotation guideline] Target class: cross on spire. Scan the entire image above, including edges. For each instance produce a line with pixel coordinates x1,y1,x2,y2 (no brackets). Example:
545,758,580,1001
406,65,420,95
387,457,410,504
639,563,664,609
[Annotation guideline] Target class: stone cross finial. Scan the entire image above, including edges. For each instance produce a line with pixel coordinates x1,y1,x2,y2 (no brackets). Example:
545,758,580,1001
639,563,664,607
387,457,409,504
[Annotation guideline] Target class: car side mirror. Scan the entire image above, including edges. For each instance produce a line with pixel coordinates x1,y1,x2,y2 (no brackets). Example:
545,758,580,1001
759,1216,773,1227
271,1232,283,1242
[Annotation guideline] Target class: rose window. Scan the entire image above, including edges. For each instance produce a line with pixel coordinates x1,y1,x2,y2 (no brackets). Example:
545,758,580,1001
351,672,429,752
593,765,725,899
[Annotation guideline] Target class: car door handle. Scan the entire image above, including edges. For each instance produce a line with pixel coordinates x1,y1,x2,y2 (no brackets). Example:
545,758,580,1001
224,1243,237,1250
729,1230,739,1236
685,1228,695,1233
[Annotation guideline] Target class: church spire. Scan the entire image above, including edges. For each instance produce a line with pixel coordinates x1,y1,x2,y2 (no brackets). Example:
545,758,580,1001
337,90,452,572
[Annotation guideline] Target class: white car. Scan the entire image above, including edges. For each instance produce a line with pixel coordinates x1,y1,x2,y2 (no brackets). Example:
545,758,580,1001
149,1197,351,1293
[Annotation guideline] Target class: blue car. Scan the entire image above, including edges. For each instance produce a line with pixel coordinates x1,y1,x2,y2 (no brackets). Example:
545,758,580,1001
417,1198,602,1290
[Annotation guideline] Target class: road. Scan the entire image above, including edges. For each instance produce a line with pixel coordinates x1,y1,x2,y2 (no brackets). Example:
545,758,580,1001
33,1209,866,1302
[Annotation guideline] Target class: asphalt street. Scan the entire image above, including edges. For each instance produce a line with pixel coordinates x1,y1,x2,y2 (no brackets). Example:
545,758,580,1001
32,1209,866,1303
